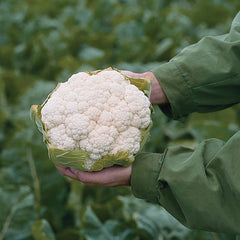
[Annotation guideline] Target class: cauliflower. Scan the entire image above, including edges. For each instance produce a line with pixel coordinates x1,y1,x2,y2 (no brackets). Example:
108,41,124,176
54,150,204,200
31,68,152,171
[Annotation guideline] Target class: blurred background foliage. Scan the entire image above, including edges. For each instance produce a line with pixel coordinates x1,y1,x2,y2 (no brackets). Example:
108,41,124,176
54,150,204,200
0,0,240,239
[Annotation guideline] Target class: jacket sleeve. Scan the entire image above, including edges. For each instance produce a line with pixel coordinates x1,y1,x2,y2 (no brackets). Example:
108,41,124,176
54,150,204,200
151,12,240,119
131,12,240,234
131,133,240,234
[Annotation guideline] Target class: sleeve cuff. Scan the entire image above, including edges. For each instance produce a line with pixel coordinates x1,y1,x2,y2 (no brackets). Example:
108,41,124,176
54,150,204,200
151,61,196,119
131,152,163,203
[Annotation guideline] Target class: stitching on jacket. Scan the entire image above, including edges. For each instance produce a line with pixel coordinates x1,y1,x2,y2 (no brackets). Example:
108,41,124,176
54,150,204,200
172,60,197,113
192,72,239,90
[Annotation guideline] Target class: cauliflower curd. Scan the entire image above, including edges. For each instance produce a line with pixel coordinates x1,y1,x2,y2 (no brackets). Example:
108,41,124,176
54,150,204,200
31,68,152,171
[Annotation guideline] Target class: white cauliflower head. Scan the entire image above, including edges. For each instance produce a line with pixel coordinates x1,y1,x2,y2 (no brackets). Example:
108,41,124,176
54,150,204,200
32,68,152,171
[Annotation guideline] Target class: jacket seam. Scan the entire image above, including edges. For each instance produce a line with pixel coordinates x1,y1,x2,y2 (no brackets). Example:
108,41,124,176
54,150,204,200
192,72,239,90
172,60,197,116
157,148,169,191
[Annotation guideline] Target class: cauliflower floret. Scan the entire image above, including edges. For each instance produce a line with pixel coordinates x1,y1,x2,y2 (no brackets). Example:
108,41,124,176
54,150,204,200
63,91,78,102
131,108,151,129
84,158,96,170
125,85,150,113
64,101,79,115
112,101,133,132
89,154,101,161
53,83,71,99
88,75,104,86
86,126,116,158
98,110,113,127
87,120,97,133
107,95,119,107
109,83,125,99
68,72,89,87
94,102,104,111
110,127,141,156
85,107,101,121
108,126,119,139
97,70,125,84
41,97,66,129
77,101,89,114
65,114,89,140
79,139,89,150
48,124,77,150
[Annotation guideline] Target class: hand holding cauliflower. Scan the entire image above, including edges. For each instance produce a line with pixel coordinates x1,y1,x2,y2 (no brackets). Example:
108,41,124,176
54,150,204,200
31,68,152,171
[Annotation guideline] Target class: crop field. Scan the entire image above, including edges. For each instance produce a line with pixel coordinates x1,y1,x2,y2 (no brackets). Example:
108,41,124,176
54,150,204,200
0,0,240,239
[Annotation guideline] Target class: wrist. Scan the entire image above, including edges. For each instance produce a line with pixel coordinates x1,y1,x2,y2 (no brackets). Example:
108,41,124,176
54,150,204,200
148,71,168,105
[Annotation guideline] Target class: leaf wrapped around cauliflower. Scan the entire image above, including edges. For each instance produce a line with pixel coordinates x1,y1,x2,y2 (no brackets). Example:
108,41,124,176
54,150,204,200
31,68,152,171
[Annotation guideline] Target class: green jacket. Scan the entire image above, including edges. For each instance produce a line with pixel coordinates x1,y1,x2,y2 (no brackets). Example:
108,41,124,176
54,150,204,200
131,12,240,234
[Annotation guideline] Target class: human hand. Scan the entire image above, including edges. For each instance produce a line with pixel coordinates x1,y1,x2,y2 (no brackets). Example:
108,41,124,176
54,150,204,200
121,70,168,105
56,165,132,187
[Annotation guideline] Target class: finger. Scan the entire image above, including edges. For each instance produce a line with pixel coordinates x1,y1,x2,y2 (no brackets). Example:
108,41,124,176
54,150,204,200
121,70,154,79
71,167,114,184
56,166,79,180
121,71,142,78
121,70,132,76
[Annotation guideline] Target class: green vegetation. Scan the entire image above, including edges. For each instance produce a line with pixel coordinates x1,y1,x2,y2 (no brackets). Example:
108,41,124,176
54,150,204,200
0,0,239,239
